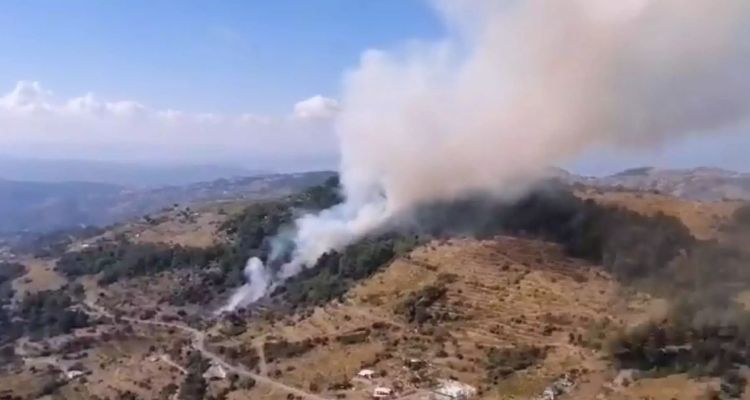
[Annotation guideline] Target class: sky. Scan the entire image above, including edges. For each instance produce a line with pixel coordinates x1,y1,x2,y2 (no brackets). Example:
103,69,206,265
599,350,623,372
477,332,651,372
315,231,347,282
0,0,748,175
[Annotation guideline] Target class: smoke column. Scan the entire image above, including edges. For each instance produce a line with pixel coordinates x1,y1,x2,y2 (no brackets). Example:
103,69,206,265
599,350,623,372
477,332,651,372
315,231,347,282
223,0,750,310
219,257,270,313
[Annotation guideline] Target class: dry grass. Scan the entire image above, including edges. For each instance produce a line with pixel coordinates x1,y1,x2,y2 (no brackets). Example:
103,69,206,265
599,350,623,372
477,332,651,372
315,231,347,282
229,386,292,400
65,336,182,400
579,189,741,240
611,374,718,400
212,237,660,399
71,201,245,251
132,210,225,248
0,368,60,399
734,290,750,312
12,257,67,297
6,188,730,399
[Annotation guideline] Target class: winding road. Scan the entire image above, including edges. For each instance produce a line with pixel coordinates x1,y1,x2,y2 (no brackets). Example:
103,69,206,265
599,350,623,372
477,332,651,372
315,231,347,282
83,299,329,400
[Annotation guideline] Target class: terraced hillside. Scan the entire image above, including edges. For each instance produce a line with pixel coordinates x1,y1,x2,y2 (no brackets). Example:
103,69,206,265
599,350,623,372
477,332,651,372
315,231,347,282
206,236,682,400
2,178,749,400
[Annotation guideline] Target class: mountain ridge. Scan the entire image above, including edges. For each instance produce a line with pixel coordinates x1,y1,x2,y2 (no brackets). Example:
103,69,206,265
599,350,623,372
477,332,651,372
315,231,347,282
0,171,335,234
561,166,750,201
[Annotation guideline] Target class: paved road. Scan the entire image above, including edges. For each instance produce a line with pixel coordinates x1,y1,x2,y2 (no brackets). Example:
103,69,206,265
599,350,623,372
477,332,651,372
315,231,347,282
83,300,329,400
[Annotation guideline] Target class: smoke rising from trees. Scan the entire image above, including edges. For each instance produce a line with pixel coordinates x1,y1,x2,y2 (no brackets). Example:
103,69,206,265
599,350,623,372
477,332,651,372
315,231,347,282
224,0,750,310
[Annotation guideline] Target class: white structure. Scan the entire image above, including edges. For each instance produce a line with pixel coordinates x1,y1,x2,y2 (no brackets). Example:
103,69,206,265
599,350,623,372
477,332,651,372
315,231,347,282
202,363,227,380
65,370,85,380
533,374,575,400
406,358,427,370
432,379,476,400
373,387,394,398
540,388,555,400
358,369,376,379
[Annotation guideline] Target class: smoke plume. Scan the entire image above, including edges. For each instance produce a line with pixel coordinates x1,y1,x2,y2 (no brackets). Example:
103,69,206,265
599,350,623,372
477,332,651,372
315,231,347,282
223,0,750,311
219,257,271,312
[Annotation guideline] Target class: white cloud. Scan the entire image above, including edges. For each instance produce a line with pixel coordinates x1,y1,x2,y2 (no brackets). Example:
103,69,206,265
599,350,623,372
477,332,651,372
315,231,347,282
0,81,53,113
292,95,340,119
64,93,146,117
0,81,340,171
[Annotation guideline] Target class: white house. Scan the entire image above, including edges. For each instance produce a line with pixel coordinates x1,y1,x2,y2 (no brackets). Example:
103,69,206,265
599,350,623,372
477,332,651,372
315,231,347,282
65,370,85,380
358,369,376,379
202,363,227,380
373,387,394,398
432,379,476,400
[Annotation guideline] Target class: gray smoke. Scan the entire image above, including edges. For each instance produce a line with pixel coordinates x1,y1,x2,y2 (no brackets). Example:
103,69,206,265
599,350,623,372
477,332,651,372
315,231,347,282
223,0,750,311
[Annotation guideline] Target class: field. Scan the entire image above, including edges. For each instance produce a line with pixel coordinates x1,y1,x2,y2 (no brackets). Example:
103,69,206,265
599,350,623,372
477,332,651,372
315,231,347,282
11,257,67,297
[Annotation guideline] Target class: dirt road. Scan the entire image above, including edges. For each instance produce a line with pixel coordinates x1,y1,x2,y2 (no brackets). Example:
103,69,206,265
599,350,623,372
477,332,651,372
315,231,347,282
83,299,329,400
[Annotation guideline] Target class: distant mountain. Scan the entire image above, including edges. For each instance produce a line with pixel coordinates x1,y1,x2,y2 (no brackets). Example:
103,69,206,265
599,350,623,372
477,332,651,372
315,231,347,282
0,157,262,187
566,167,750,201
0,179,124,234
0,171,335,234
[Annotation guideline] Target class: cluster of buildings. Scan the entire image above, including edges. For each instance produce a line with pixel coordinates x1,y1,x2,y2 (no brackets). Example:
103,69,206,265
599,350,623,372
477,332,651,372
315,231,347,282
354,360,477,400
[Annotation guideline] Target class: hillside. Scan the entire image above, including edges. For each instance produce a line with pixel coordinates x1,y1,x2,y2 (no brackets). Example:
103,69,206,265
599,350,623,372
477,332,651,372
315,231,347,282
0,179,124,233
0,171,334,234
566,167,750,201
1,176,750,400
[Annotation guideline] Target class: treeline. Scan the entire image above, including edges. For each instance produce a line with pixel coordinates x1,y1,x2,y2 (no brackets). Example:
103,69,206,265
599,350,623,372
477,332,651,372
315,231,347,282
178,352,210,400
219,176,343,257
609,305,750,399
0,262,26,302
16,288,91,340
610,317,750,376
248,181,698,310
0,285,91,344
49,177,343,304
272,234,422,307
479,189,750,386
411,184,695,284
0,262,27,346
56,239,224,285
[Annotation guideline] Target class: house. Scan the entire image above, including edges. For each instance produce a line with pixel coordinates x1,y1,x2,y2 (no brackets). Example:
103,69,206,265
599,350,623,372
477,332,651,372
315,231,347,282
65,370,85,380
357,369,376,379
373,387,394,398
432,379,476,400
202,363,228,380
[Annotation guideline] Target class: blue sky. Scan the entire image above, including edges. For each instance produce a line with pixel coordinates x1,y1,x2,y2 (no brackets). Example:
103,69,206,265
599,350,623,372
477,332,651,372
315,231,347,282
0,0,748,175
0,0,442,114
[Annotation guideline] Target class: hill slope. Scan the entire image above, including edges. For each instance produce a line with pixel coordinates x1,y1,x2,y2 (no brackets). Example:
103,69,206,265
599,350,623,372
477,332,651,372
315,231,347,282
567,167,750,201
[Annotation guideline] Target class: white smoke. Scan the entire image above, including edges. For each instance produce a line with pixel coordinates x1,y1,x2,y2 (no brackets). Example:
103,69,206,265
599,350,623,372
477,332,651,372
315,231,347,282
222,0,750,311
219,257,271,313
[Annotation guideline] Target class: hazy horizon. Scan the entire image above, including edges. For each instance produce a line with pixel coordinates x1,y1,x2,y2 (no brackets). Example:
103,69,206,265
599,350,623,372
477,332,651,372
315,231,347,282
1,1,749,177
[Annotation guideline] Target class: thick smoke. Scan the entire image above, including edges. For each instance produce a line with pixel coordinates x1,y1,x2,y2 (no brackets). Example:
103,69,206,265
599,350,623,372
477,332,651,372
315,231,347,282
219,257,270,312
223,0,750,311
